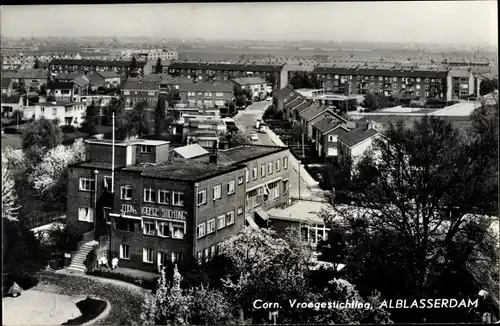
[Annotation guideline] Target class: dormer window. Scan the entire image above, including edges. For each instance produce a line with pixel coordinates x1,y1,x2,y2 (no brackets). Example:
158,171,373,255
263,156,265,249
141,145,152,153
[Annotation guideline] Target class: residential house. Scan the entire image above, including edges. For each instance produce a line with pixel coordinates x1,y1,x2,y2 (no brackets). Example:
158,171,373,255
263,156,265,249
128,74,192,94
298,105,345,138
312,118,352,158
53,72,80,83
46,82,75,102
11,69,48,93
49,59,146,77
89,71,122,90
33,101,86,126
336,121,383,166
66,138,289,272
231,76,268,100
273,86,302,113
1,95,24,118
183,115,227,148
178,82,234,108
120,80,160,110
72,76,90,99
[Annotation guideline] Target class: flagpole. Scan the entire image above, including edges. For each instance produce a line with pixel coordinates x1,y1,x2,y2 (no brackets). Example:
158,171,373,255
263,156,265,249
112,112,115,194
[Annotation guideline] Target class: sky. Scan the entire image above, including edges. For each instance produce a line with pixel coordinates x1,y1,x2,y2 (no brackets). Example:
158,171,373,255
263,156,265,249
1,2,497,46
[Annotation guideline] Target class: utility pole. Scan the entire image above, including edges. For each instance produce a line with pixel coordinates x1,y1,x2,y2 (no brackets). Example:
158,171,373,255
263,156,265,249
298,159,302,200
109,112,116,260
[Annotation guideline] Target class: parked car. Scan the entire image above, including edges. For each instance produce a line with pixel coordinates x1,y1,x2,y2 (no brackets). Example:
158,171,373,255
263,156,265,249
250,133,259,141
266,97,272,101
255,119,262,129
259,123,268,133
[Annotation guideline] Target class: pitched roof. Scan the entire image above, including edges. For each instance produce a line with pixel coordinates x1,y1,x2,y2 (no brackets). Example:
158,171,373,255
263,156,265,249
297,102,319,114
312,118,344,134
46,82,74,90
1,95,21,104
88,74,105,86
53,72,79,81
169,62,284,72
284,95,303,109
173,144,209,159
231,76,267,86
312,66,449,79
335,126,380,147
73,76,90,86
121,80,159,91
179,82,233,93
97,71,120,79
299,105,332,121
289,100,310,113
273,85,293,99
13,69,47,79
283,89,301,104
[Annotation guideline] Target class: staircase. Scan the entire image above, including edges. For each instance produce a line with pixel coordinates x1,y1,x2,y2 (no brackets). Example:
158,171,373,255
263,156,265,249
67,240,99,273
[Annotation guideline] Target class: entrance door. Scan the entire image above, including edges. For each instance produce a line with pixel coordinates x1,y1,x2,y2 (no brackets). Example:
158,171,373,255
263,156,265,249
157,251,169,273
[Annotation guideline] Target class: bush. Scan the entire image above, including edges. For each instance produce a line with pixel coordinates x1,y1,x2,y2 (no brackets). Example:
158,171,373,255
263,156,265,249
86,269,158,291
61,138,75,146
84,248,98,273
61,125,76,133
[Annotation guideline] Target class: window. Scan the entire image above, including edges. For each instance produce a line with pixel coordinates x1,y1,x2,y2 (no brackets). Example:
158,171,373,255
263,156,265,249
210,245,216,258
158,190,170,204
260,164,266,178
143,220,156,235
143,248,154,263
425,78,430,83
204,248,210,262
431,78,435,83
227,180,235,195
116,219,135,232
215,92,223,97
78,207,94,222
238,176,244,185
158,221,171,237
197,223,206,238
267,162,273,175
121,185,132,200
392,77,398,82
283,157,288,169
213,185,222,200
282,180,289,195
103,176,113,192
328,135,337,142
197,251,203,264
52,108,57,115
378,83,383,88
252,167,258,180
141,145,152,153
378,76,383,81
171,252,183,264
424,85,429,90
171,222,185,239
416,84,421,90
416,78,421,83
188,91,195,96
79,178,94,192
207,219,216,234
197,189,207,205
148,91,155,96
425,92,429,97
172,191,184,206
267,180,280,199
120,244,130,259
392,84,397,89
143,188,156,203
275,159,281,172
226,211,235,225
237,207,243,215
217,215,226,230
416,91,420,96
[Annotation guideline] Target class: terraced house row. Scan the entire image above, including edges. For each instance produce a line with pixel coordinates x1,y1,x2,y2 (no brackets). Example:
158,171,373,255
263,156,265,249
67,138,290,272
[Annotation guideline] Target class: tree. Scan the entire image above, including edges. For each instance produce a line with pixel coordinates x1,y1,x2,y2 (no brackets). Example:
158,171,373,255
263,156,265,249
81,101,99,134
28,144,86,212
225,130,251,146
235,95,246,108
118,101,153,138
33,58,39,69
154,94,167,138
479,78,498,96
166,88,181,108
155,58,163,74
361,91,380,111
22,117,62,151
2,165,20,221
3,218,50,284
321,115,498,322
129,56,137,77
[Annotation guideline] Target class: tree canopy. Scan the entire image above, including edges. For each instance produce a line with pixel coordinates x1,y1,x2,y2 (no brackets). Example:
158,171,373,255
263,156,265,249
155,58,163,74
320,115,498,322
479,78,498,96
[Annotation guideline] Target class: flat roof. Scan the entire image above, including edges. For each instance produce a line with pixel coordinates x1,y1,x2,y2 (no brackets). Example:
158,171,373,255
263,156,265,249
218,145,287,164
267,200,329,224
123,160,244,182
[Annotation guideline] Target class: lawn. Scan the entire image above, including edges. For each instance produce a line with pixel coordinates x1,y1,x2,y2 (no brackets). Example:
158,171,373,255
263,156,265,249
34,271,150,325
1,133,22,150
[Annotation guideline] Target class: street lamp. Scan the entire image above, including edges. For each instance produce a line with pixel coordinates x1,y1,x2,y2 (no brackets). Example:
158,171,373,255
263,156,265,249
298,159,302,200
93,170,99,237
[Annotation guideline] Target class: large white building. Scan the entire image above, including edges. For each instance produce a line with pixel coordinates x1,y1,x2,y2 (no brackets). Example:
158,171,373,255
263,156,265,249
31,101,86,127
121,48,178,61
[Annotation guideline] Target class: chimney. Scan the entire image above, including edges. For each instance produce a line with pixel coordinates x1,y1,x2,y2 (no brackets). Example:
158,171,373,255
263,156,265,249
209,140,219,164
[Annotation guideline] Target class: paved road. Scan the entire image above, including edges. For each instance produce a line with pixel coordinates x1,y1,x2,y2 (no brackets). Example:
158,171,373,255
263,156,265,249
235,101,319,200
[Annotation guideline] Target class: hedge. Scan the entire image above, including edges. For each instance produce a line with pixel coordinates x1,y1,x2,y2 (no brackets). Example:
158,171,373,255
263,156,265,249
86,269,158,291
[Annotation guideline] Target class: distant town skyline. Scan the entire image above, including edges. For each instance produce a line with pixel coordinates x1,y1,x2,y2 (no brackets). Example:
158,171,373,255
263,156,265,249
1,2,497,46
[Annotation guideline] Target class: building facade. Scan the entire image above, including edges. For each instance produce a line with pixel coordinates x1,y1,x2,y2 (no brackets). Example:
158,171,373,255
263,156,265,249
231,76,269,100
178,82,234,108
168,62,284,91
33,101,86,126
120,80,160,109
66,140,291,272
49,59,146,77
